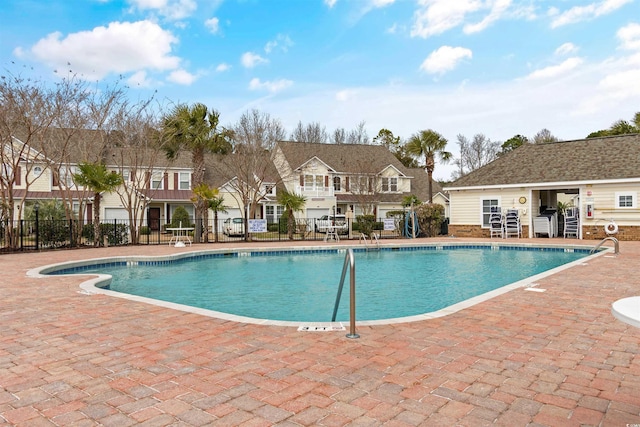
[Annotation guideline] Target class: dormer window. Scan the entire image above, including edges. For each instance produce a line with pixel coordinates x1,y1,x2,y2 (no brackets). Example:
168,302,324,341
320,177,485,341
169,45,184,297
381,177,398,192
33,166,42,177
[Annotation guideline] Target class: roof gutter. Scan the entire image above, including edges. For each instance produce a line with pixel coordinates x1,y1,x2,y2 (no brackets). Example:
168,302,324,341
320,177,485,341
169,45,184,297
444,177,640,192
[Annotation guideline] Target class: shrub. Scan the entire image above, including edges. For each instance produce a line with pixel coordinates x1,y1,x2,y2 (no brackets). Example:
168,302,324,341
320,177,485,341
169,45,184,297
170,206,192,228
415,203,445,237
139,226,150,235
82,222,130,246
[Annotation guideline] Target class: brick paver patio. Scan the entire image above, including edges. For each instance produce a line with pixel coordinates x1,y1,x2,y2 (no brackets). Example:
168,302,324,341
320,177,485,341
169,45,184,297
1,238,639,426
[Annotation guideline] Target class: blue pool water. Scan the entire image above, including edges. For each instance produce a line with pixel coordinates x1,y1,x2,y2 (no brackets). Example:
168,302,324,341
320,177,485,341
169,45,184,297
52,245,590,322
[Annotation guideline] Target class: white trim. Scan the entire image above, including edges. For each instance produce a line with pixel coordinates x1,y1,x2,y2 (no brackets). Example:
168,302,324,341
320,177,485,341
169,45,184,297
445,177,640,192
615,191,636,208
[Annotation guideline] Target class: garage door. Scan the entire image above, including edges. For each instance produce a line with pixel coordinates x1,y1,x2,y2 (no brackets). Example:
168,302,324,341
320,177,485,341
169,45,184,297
306,208,330,220
104,208,129,221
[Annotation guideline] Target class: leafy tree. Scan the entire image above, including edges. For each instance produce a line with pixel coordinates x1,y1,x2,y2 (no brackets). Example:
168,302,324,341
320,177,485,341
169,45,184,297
373,128,400,148
276,190,306,240
586,112,640,138
160,103,231,242
586,129,611,138
500,134,529,155
406,129,452,203
609,119,637,135
402,195,421,208
73,162,123,246
532,128,559,144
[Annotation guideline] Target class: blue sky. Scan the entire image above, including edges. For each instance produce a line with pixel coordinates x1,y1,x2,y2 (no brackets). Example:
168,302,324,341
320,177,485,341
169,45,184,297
2,0,639,179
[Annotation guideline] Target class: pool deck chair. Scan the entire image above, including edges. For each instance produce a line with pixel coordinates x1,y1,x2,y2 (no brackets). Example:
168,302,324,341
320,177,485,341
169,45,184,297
489,208,503,238
504,209,521,238
564,207,579,238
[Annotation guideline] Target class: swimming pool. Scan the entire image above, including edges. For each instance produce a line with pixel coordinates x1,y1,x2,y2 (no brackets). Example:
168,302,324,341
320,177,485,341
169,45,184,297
39,243,599,325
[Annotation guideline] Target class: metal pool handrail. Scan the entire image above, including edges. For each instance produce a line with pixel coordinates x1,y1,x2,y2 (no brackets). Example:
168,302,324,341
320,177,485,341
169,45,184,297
590,236,619,254
331,248,359,338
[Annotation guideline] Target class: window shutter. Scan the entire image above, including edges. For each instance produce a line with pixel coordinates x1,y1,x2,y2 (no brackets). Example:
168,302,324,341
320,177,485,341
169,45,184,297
299,175,304,186
15,166,21,186
145,172,150,189
164,173,169,190
174,173,178,190
53,169,59,187
324,176,328,188
345,177,350,191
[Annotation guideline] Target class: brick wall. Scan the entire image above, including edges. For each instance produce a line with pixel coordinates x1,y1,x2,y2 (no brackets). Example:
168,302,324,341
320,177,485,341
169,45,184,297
449,224,638,241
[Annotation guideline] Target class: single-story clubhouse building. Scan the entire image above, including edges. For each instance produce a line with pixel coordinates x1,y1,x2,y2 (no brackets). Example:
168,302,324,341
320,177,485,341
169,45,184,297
444,133,640,241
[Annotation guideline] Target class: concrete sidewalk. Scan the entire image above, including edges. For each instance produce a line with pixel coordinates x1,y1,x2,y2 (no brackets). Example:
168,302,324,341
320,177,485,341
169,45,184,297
1,237,639,426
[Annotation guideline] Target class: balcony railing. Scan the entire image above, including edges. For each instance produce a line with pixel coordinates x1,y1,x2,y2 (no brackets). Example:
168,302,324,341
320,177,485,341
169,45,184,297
296,185,334,197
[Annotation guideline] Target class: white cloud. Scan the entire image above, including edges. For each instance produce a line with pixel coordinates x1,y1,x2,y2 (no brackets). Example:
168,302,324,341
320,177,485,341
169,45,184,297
555,42,578,56
128,0,197,21
127,70,153,87
28,20,180,80
205,17,220,34
525,57,583,80
325,0,337,8
463,0,511,34
371,0,395,7
420,46,472,74
216,63,230,72
264,34,294,54
248,78,293,93
550,0,633,28
167,68,197,85
618,22,640,51
411,0,482,38
386,23,398,34
336,89,357,101
241,52,268,68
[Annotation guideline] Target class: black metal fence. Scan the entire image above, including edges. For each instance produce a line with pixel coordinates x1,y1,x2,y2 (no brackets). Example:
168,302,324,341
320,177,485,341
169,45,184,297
1,216,425,253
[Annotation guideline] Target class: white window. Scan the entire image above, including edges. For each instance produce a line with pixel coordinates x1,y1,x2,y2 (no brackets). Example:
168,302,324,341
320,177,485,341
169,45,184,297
266,205,284,223
33,166,43,177
121,169,130,182
615,192,636,208
333,177,341,192
151,172,163,190
179,172,190,190
381,177,398,192
482,198,501,227
304,174,325,190
264,184,275,196
59,166,76,187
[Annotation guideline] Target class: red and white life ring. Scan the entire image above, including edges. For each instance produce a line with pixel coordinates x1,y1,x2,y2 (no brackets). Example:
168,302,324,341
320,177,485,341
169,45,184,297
605,221,619,235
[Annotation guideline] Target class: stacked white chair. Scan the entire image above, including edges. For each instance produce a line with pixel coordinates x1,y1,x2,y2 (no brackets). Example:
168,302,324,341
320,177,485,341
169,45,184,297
563,207,579,238
504,209,521,238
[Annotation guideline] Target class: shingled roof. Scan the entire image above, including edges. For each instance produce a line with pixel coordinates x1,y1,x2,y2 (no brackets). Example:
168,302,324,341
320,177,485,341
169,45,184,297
276,141,412,176
448,133,640,188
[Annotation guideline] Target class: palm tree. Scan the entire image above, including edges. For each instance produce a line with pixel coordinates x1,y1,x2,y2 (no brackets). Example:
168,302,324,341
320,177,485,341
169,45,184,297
209,195,227,243
276,190,306,240
190,183,220,243
406,129,452,203
160,103,231,242
73,162,124,246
